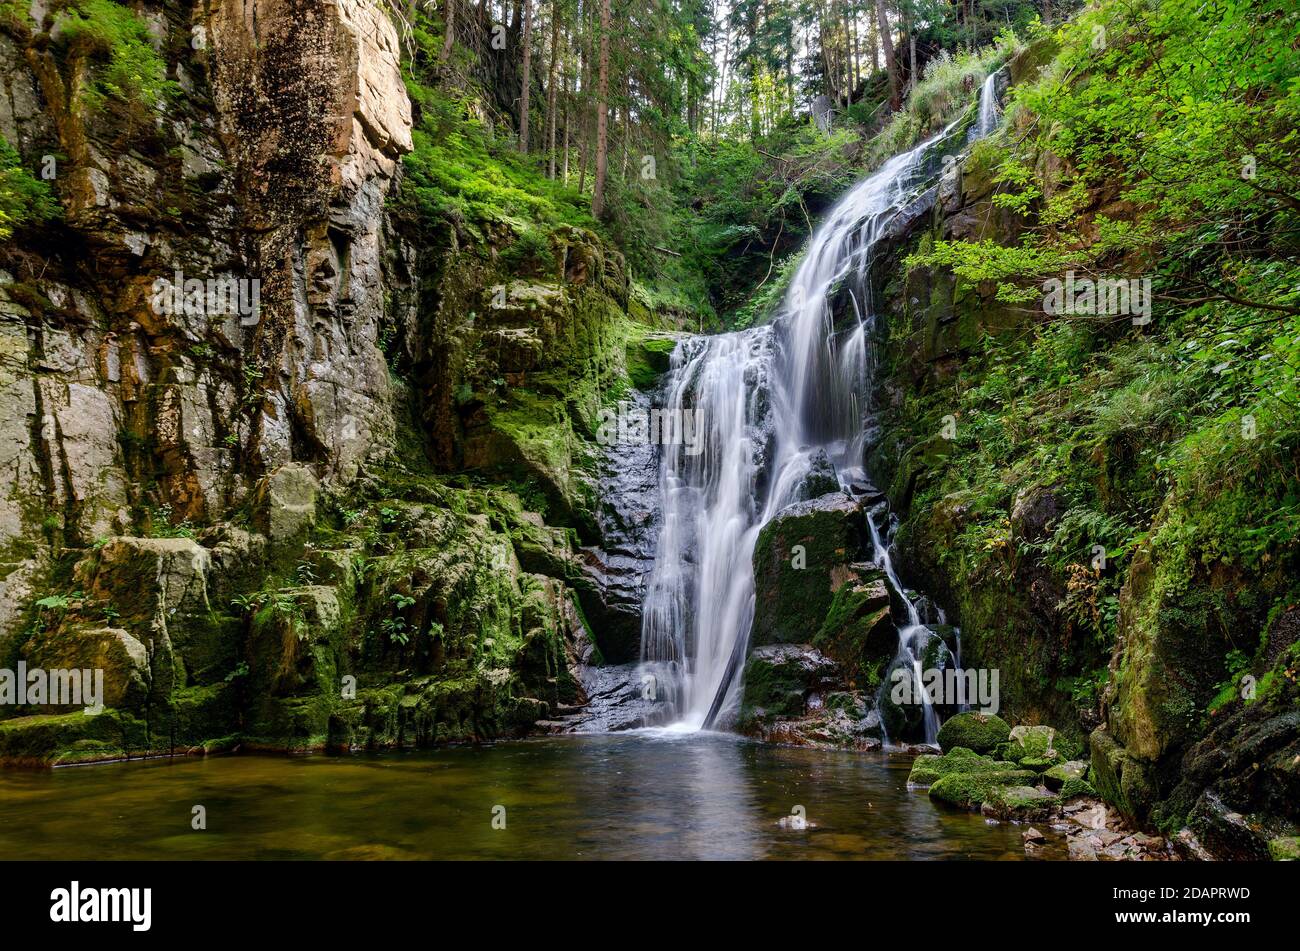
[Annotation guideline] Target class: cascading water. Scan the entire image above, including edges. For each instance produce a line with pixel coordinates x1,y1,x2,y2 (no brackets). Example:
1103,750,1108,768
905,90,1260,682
640,77,1005,738
971,67,1005,141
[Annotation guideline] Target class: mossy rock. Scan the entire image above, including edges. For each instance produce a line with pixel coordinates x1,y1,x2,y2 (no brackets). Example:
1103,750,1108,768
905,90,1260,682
0,708,151,765
936,711,1010,753
928,768,1038,810
1268,837,1300,861
813,571,895,683
751,493,865,647
907,746,1019,786
1089,726,1156,824
1043,759,1089,791
980,784,1059,822
1058,777,1097,800
741,644,839,719
1020,756,1057,772
625,329,679,390
1003,724,1064,766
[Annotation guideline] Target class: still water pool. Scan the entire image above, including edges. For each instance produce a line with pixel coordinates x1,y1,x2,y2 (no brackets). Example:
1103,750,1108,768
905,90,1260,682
0,731,1059,860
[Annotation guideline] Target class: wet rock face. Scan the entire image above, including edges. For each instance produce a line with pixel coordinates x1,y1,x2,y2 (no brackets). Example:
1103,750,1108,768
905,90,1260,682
576,391,661,663
739,644,882,750
750,492,867,647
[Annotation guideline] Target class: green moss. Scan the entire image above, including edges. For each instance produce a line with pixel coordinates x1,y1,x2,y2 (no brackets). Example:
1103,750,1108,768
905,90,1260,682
907,746,1020,786
1058,777,1097,800
741,652,811,718
812,576,895,686
0,708,150,765
1088,727,1156,823
624,326,679,390
981,784,1059,821
936,711,1011,753
1268,837,1300,862
928,769,1038,810
750,496,864,646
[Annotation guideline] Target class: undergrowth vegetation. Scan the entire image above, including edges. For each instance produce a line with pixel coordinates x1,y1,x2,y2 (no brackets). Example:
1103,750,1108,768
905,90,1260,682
889,0,1300,731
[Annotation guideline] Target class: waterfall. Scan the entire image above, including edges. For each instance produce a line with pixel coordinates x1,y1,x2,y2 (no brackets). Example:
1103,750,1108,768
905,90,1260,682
641,93,998,736
971,68,1005,141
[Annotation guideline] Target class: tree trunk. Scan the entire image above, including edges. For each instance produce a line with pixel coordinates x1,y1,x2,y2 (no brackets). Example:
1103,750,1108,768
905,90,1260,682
591,0,610,218
519,0,533,151
909,31,916,95
562,69,571,184
577,3,590,195
440,0,455,62
876,0,901,110
869,12,878,73
714,22,731,137
545,2,561,176
841,1,852,106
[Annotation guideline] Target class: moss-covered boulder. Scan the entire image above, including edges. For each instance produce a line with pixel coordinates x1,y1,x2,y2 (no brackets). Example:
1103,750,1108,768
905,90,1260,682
741,644,839,718
0,709,152,766
980,784,1059,822
22,623,151,711
1002,724,1064,766
1090,727,1157,824
1043,760,1089,791
812,571,895,685
1058,777,1097,800
1268,837,1300,861
625,328,680,390
936,711,1010,753
907,746,1019,786
751,493,865,646
929,768,1038,810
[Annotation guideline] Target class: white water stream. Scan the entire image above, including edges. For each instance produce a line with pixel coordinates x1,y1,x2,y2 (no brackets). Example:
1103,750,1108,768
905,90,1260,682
640,78,1003,738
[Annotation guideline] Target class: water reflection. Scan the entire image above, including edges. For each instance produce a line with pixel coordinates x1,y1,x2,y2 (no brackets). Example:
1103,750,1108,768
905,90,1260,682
0,733,1054,860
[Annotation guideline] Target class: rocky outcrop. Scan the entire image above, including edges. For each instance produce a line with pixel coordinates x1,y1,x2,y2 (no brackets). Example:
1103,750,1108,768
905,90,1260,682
738,643,882,750
0,1,639,763
863,47,1300,855
750,492,868,646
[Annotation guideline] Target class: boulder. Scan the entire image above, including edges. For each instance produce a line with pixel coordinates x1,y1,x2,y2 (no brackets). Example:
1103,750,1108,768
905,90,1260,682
1003,724,1063,766
907,746,1019,786
73,537,213,638
751,493,865,646
929,769,1038,809
813,570,896,684
1009,484,1061,545
1089,726,1157,824
741,644,840,718
1269,837,1300,862
22,624,150,711
1043,760,1089,791
254,463,319,543
936,711,1011,753
981,785,1058,822
796,449,841,501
